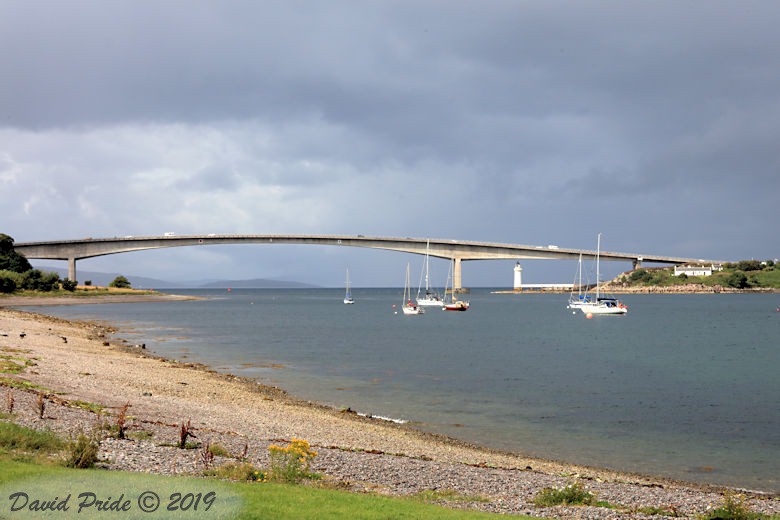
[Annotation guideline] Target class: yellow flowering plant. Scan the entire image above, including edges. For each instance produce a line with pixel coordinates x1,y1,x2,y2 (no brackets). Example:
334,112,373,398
267,438,318,483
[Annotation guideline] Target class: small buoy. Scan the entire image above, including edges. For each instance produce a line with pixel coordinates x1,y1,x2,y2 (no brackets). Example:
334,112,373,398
586,313,593,319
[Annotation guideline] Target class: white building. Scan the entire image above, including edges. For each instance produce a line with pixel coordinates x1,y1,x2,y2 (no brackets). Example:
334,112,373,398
674,264,723,277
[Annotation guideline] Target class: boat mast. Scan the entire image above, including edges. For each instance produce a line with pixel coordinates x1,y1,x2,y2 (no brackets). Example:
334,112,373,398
596,233,601,300
424,239,430,292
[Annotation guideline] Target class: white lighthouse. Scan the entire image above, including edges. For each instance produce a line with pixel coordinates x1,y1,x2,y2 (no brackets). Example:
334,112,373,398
513,262,523,291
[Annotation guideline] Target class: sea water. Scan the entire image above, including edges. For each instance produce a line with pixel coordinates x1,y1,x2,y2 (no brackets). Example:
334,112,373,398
24,289,780,492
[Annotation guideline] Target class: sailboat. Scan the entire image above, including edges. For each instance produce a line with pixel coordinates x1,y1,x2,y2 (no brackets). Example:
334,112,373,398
442,260,469,311
402,263,424,315
416,240,444,307
578,234,628,316
567,253,592,310
343,268,355,304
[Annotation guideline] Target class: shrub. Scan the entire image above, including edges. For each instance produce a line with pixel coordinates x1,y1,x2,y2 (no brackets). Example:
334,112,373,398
109,276,131,289
64,431,101,468
61,278,78,291
726,272,749,289
0,274,16,293
533,481,594,507
629,269,652,283
21,269,60,292
267,438,318,483
735,260,762,272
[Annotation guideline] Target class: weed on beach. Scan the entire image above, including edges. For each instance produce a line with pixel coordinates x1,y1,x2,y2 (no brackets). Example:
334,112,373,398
533,481,594,506
268,438,319,483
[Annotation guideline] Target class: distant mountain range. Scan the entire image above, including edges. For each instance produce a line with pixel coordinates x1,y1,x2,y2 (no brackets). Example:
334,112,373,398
31,265,320,289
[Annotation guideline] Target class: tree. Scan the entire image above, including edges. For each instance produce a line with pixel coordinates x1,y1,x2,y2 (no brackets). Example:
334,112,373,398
61,278,78,291
725,272,749,289
736,260,762,272
0,234,33,273
21,269,60,292
0,274,16,293
109,275,132,289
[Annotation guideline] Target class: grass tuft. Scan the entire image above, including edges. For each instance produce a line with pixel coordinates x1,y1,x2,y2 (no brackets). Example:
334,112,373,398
0,421,64,453
533,481,594,506
203,461,264,482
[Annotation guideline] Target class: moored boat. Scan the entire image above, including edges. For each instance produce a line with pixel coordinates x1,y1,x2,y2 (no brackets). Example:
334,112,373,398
579,234,628,316
402,263,424,315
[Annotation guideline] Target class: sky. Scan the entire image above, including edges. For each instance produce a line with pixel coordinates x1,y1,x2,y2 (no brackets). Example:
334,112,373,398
2,1,778,287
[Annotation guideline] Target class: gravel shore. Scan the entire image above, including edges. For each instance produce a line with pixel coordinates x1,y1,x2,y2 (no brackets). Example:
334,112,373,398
1,306,777,519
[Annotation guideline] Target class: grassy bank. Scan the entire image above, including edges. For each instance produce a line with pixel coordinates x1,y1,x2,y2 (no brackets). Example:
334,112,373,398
0,421,516,520
613,261,779,291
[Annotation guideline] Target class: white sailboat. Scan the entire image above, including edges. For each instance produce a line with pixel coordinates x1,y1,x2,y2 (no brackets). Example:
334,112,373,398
579,234,628,316
416,240,444,307
402,263,424,315
442,259,469,311
343,268,355,304
567,253,592,310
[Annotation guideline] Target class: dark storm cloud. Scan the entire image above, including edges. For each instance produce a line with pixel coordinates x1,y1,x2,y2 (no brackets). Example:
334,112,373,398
2,1,779,284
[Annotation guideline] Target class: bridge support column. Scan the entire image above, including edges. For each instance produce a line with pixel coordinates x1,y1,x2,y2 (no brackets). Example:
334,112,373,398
68,257,77,283
453,258,463,293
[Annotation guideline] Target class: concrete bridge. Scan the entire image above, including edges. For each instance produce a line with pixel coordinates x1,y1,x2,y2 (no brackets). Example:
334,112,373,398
14,234,723,291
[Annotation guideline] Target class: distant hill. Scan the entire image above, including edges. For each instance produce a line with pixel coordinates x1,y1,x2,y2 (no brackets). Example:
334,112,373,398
197,278,318,289
30,265,320,289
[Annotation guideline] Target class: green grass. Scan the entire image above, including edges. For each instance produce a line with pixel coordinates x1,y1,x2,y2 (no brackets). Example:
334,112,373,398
0,457,530,519
68,400,106,414
0,422,531,519
1,288,158,298
0,421,64,454
0,377,49,392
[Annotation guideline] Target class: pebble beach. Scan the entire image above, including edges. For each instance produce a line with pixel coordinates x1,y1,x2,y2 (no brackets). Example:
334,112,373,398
0,301,778,519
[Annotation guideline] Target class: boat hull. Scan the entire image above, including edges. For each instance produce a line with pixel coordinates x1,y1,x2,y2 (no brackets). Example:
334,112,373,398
417,297,444,307
579,302,627,315
443,301,469,311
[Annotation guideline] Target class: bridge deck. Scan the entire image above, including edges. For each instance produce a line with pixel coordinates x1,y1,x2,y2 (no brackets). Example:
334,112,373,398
14,234,725,290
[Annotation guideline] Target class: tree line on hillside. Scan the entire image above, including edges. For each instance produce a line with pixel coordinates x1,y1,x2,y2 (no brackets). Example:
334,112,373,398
0,234,131,293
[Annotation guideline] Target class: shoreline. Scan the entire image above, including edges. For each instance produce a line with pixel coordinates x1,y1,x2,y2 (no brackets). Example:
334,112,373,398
1,300,778,518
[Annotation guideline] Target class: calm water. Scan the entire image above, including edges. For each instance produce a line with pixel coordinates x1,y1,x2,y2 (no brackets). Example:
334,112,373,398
23,289,780,492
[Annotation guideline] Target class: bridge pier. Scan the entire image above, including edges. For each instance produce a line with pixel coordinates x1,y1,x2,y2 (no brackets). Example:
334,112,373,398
68,257,76,283
453,258,462,292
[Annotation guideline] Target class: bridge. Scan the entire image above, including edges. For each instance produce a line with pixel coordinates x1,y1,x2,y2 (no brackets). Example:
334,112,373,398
14,234,723,291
